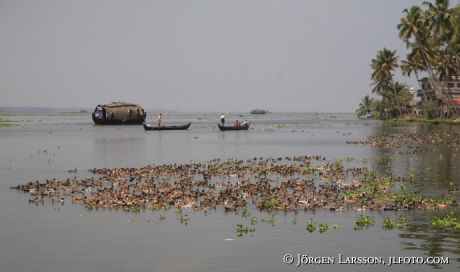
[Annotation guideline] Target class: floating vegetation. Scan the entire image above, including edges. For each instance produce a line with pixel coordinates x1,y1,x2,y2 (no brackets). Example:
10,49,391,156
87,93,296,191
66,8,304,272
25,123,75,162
236,224,255,236
431,212,460,230
131,206,140,213
306,219,317,233
318,223,329,233
262,199,282,210
0,118,16,127
261,215,276,225
10,143,460,237
396,215,408,229
354,215,375,231
241,209,251,218
237,224,248,233
383,217,396,230
306,219,330,233
159,215,165,221
180,214,189,225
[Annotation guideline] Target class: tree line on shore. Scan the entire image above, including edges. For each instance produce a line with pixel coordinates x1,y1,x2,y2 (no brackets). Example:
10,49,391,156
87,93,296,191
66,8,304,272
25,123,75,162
357,0,460,119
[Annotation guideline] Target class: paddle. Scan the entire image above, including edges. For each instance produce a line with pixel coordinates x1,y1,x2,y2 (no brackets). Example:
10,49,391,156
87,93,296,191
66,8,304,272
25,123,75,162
213,102,239,130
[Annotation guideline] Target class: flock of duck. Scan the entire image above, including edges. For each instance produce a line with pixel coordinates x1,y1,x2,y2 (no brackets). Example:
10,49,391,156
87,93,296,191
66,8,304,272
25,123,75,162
12,130,460,214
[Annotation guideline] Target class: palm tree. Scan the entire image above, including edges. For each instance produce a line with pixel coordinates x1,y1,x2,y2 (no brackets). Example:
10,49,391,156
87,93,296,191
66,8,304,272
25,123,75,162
434,49,459,116
393,82,414,114
370,48,402,117
398,5,427,44
401,51,428,102
423,0,460,62
356,95,374,118
398,5,446,117
397,6,438,82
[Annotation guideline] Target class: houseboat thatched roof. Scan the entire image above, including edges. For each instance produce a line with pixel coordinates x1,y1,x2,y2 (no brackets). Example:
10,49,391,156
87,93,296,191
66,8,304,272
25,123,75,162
93,102,146,125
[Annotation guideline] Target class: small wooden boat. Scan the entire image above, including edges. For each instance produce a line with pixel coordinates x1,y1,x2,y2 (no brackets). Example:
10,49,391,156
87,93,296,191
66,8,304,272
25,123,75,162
92,102,146,125
217,122,250,131
143,123,191,131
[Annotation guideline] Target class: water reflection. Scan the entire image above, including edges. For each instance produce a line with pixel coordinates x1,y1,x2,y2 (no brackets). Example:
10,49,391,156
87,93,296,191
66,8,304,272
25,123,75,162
365,122,460,265
93,136,147,167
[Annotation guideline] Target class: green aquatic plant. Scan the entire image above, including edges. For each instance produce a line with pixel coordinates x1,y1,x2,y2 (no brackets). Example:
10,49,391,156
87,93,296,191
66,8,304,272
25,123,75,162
383,217,396,230
242,209,251,218
131,205,140,213
237,224,248,233
318,223,329,233
0,118,15,127
396,215,408,229
180,214,189,225
332,159,343,168
300,166,314,175
261,215,276,225
262,199,282,209
355,214,375,230
431,212,460,230
236,224,255,236
250,217,258,225
399,184,406,193
159,215,165,221
306,219,318,233
292,217,298,225
331,224,340,229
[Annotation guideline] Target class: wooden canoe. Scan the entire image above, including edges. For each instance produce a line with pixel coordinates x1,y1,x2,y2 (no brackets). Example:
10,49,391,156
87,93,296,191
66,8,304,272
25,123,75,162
143,123,191,131
217,122,250,131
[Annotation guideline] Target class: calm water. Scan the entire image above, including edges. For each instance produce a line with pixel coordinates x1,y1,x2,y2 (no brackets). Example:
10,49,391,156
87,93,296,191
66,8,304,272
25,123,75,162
1,112,459,272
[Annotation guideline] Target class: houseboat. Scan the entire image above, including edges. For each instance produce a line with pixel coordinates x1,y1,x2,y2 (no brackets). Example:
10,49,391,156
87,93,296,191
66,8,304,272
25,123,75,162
92,102,146,125
250,109,271,114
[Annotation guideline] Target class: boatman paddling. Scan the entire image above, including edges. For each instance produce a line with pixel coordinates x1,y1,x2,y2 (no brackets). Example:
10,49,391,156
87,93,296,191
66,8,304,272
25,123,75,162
157,113,162,127
220,114,225,126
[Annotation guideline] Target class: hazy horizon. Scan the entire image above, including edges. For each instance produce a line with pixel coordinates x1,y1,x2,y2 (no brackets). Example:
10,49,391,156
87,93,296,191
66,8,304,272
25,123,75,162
1,1,428,113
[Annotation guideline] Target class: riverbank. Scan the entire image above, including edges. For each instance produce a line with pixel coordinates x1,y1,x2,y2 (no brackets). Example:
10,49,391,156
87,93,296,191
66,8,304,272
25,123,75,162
388,117,460,125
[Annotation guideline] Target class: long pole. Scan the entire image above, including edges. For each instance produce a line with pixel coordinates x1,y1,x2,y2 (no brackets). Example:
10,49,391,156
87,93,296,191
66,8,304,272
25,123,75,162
163,103,175,116
225,102,238,116
213,102,238,130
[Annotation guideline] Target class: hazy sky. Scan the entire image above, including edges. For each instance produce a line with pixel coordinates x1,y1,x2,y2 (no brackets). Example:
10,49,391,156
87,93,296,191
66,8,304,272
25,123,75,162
1,0,434,113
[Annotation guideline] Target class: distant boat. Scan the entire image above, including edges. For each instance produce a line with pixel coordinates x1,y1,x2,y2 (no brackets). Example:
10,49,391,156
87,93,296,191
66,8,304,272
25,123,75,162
143,123,191,131
217,122,250,131
250,109,270,114
92,102,146,125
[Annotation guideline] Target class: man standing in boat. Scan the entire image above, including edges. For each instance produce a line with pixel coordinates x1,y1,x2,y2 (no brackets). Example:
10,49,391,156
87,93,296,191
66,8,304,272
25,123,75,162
157,113,162,127
220,114,225,126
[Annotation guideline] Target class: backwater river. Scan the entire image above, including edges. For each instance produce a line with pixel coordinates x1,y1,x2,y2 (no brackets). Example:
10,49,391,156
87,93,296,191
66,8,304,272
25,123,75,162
0,112,459,272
